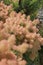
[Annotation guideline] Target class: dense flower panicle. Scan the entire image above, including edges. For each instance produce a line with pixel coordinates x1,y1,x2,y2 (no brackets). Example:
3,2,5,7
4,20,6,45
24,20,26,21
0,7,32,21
0,40,10,54
27,16,30,21
0,57,26,65
16,43,30,53
32,19,40,25
8,35,16,47
0,29,10,40
0,1,12,20
0,51,26,65
0,21,3,28
18,60,26,65
0,59,7,65
0,1,43,65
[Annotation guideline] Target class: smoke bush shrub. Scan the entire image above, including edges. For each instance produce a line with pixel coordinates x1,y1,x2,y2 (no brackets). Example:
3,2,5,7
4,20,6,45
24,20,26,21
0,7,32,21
0,1,43,65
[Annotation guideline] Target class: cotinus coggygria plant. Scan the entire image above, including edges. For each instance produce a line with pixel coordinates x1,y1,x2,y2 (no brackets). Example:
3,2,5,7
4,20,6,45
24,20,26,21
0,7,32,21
0,1,43,65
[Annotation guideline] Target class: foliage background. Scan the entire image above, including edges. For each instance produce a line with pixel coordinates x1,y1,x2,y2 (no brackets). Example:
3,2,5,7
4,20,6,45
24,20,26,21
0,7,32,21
3,0,43,20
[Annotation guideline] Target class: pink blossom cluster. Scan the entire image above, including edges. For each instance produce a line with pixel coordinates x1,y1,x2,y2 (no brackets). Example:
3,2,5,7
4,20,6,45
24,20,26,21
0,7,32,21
0,1,43,65
0,1,12,20
0,51,26,65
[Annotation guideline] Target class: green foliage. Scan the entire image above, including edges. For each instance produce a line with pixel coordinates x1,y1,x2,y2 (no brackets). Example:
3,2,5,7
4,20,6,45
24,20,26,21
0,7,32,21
3,0,11,5
23,52,40,65
20,0,43,20
3,0,43,20
39,23,43,37
39,46,43,65
38,22,43,65
23,52,33,65
12,1,19,12
33,53,40,65
12,49,20,56
39,28,43,37
3,0,19,12
20,0,41,13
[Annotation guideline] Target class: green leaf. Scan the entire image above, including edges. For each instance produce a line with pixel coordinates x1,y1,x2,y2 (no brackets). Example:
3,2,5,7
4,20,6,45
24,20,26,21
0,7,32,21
4,0,11,5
